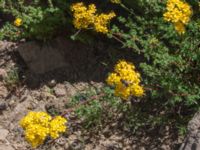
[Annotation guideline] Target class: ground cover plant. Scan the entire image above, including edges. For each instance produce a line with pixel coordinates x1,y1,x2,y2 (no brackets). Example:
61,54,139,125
0,0,200,149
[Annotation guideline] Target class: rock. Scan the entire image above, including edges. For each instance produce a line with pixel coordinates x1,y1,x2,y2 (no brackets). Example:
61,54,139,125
73,82,89,91
64,142,69,150
54,84,66,97
0,145,14,150
9,97,33,123
0,84,8,98
50,146,57,150
70,139,84,150
180,111,200,150
47,79,57,88
17,39,68,74
140,147,146,150
0,41,15,52
102,126,110,137
0,102,7,111
99,139,121,150
85,144,94,150
0,128,9,141
161,145,170,150
51,146,64,150
65,82,76,96
45,100,62,115
8,100,16,108
0,69,7,80
56,137,67,146
67,134,85,150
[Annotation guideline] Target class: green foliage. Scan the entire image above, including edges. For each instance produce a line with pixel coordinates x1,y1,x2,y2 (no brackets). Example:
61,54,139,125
70,86,187,133
0,0,71,40
4,67,20,88
69,87,123,129
177,124,187,137
110,0,200,110
0,23,20,41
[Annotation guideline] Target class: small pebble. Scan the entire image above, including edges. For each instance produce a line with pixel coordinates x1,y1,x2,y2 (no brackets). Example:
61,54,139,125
0,103,7,111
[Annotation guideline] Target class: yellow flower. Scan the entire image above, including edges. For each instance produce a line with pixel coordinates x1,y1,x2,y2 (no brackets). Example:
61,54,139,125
115,82,131,100
14,18,22,27
71,2,96,29
106,60,144,100
71,2,116,34
20,111,67,148
25,124,49,148
163,0,192,34
130,84,144,97
94,12,116,33
106,73,121,86
49,116,67,139
174,22,185,34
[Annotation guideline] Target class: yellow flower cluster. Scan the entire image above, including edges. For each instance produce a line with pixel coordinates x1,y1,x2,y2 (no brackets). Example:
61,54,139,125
71,2,116,34
14,18,22,27
163,0,192,34
106,60,144,100
110,0,121,4
49,116,67,139
20,111,67,148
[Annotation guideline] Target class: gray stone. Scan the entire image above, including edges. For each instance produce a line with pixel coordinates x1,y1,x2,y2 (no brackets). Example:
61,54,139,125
0,102,7,111
54,84,66,97
47,79,57,88
0,83,8,98
0,41,15,52
0,69,7,80
9,97,33,123
64,142,69,150
65,82,76,96
56,137,67,146
0,145,14,150
0,128,9,141
17,39,68,74
180,112,200,150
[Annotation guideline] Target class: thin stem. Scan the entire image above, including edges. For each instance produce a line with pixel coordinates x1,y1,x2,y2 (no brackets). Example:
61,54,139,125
110,33,125,45
71,29,82,39
120,3,136,16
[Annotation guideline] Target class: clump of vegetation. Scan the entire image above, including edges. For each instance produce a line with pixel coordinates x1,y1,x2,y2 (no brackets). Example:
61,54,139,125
0,0,69,40
109,0,200,111
69,87,122,129
3,67,20,89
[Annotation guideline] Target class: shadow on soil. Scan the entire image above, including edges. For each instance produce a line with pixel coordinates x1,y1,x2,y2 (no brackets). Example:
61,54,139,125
11,36,142,89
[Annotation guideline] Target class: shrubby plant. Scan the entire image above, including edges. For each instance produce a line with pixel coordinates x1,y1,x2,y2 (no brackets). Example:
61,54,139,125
4,67,20,89
0,0,69,40
69,87,123,129
109,0,200,110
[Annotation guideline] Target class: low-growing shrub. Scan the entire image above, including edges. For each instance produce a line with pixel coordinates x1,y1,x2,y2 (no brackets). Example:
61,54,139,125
109,0,200,111
69,87,123,129
0,0,70,40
